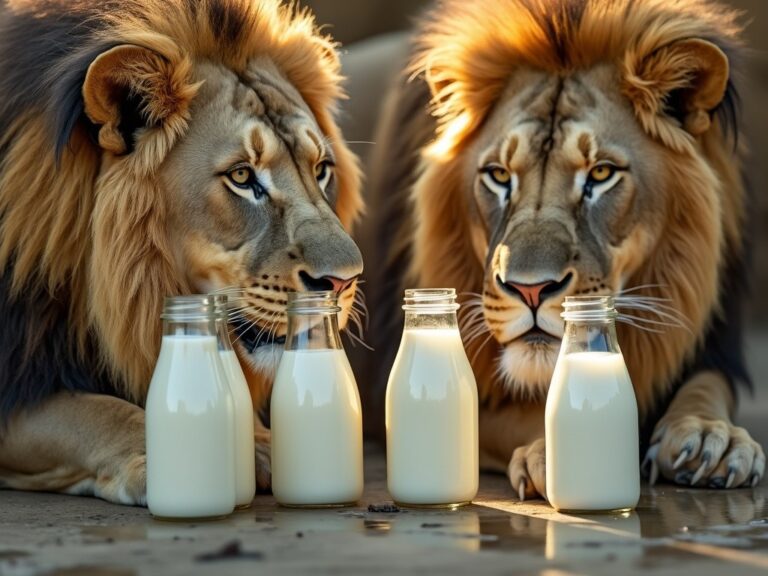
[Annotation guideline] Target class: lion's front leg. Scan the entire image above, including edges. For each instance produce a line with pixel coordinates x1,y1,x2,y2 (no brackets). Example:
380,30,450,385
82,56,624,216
479,402,547,501
645,371,765,488
0,392,146,505
254,417,272,491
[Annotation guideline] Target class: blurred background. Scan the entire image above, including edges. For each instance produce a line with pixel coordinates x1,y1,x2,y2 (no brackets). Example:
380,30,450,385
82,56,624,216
303,0,767,441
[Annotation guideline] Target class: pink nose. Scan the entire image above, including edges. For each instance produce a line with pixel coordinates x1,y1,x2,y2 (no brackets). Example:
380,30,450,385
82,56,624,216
504,280,556,309
325,276,356,293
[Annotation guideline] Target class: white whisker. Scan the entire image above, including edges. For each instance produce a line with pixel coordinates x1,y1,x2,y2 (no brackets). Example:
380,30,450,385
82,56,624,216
614,301,692,328
469,332,495,365
616,316,665,334
615,283,668,295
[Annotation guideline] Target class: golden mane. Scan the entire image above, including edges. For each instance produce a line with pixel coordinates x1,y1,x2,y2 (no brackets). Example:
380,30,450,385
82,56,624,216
0,0,361,403
404,0,747,414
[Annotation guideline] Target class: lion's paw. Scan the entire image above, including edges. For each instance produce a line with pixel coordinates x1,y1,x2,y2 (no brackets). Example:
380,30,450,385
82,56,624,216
96,453,147,506
507,438,547,501
643,415,765,488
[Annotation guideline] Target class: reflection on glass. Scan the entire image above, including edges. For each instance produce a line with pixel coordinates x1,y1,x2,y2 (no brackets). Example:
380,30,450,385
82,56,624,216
388,510,483,552
545,511,642,562
272,508,366,534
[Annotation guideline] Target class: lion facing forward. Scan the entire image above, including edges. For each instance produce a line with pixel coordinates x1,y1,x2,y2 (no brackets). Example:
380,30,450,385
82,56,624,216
365,0,764,497
0,0,363,504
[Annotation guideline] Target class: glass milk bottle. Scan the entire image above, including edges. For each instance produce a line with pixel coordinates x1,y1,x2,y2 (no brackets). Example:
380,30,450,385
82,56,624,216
545,296,640,513
271,291,363,507
386,288,478,508
146,296,236,519
212,295,256,509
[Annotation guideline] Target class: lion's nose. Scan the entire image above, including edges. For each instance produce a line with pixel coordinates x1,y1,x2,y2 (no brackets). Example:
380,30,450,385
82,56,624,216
299,271,358,293
497,273,573,309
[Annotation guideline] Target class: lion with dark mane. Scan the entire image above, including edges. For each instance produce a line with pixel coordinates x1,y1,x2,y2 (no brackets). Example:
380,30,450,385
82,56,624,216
0,0,363,504
365,0,764,496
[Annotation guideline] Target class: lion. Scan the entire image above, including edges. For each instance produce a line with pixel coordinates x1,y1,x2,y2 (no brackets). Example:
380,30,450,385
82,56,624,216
0,0,363,504
363,0,765,499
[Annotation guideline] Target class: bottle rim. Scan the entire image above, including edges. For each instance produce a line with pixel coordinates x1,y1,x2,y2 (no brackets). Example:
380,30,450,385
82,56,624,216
561,295,617,321
286,291,341,314
161,295,217,321
402,288,460,312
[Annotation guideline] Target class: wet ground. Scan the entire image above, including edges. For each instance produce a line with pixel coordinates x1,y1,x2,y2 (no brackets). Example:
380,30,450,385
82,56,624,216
1,332,767,575
1,448,767,576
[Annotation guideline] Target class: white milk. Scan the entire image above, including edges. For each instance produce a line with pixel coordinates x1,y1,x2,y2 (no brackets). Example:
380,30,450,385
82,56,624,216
219,350,256,508
146,335,236,519
386,328,478,507
271,349,363,506
545,351,639,512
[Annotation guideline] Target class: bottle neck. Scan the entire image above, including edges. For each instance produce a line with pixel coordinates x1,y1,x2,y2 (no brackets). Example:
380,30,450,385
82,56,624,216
212,293,234,351
402,288,460,332
162,318,218,338
561,318,621,355
161,295,218,338
284,291,343,351
559,295,621,355
404,310,459,331
214,316,234,351
285,312,342,351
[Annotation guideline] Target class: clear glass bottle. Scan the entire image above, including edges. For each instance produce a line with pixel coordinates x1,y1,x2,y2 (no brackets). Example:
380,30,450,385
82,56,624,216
271,291,363,507
146,295,236,520
545,295,640,513
385,288,478,508
212,294,256,509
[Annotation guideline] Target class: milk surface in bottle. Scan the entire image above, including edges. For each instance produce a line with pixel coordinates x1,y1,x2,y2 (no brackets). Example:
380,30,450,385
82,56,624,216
386,288,478,508
271,291,363,507
545,295,640,513
213,295,256,509
146,295,236,519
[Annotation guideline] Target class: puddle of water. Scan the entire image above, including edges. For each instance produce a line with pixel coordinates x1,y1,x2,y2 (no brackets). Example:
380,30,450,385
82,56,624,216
194,540,263,563
44,567,135,576
80,526,146,544
0,550,30,560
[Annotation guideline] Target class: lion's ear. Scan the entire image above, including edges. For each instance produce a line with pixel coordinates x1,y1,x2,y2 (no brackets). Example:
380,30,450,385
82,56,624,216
83,44,193,154
624,38,729,137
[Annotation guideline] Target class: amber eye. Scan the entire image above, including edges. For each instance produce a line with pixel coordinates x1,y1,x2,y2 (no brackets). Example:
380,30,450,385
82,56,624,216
225,165,267,200
489,167,511,185
228,167,253,186
587,164,615,183
480,164,514,204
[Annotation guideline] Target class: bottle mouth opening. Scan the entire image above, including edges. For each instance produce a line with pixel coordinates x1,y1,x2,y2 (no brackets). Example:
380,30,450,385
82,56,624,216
287,291,341,314
561,295,617,321
402,288,459,312
161,295,217,321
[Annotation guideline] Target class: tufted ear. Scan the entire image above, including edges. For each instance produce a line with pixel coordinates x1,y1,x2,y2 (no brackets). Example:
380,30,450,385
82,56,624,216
83,44,196,155
624,39,729,139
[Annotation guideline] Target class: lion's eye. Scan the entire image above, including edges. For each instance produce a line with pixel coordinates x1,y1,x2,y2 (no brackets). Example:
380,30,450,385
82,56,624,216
582,162,624,202
480,164,515,205
226,165,267,200
587,164,615,183
315,160,334,191
490,167,511,185
228,166,254,187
